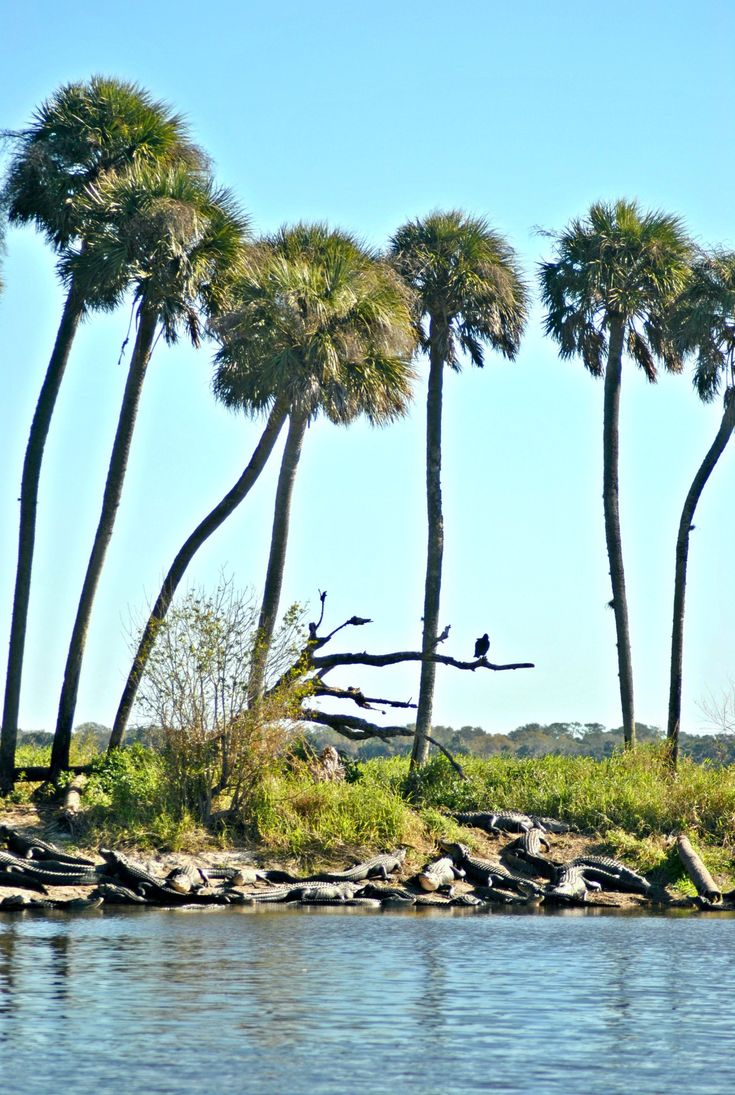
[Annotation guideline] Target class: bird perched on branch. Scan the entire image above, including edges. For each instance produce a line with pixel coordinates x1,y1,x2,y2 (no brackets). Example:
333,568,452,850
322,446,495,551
434,624,451,647
474,633,490,659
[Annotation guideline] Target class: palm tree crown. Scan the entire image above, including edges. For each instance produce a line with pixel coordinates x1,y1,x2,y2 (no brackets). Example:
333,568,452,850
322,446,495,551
672,250,735,400
389,209,528,366
3,75,201,255
213,223,417,423
62,161,248,336
539,199,692,379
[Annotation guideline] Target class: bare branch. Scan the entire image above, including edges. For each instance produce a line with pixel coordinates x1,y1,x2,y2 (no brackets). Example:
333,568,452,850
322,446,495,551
300,708,467,779
310,683,417,711
307,589,328,641
312,649,534,675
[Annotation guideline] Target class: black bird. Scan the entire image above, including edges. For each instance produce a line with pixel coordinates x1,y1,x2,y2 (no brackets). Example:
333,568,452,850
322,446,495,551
474,633,490,659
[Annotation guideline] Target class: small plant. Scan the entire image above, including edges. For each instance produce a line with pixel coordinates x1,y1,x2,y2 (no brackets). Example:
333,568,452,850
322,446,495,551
132,579,309,824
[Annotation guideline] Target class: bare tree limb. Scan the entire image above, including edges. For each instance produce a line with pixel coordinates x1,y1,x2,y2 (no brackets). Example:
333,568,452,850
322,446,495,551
307,589,328,641
310,682,417,711
311,650,534,675
300,708,467,779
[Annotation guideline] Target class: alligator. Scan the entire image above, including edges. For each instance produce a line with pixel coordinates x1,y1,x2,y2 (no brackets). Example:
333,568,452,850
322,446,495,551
569,856,651,894
98,849,192,902
95,883,149,905
0,825,96,866
0,849,100,888
361,883,417,904
470,884,532,906
2,895,58,909
59,895,105,910
450,893,488,908
0,869,50,895
302,849,407,883
504,828,557,881
451,811,543,835
253,880,369,904
210,866,267,886
165,865,210,894
413,893,453,907
300,891,383,908
547,864,601,902
416,856,465,892
439,842,545,896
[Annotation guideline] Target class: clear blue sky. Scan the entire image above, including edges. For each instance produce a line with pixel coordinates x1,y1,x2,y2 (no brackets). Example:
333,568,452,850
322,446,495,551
1,0,733,736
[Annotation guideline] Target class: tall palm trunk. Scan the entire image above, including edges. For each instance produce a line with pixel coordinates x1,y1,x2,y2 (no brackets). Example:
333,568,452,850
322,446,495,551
667,389,735,766
50,300,158,777
412,318,444,769
108,401,289,750
247,411,308,704
603,314,636,749
0,284,84,792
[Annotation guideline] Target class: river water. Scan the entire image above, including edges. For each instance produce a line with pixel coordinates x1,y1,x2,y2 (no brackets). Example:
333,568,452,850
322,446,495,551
1,904,733,1094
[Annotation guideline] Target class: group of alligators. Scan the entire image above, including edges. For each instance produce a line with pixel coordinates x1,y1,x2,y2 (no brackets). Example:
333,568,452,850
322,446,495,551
0,810,666,913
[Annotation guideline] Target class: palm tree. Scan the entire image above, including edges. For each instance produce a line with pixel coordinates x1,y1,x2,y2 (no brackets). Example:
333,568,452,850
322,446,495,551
108,397,289,750
0,76,199,792
214,224,418,704
540,199,692,749
49,163,248,777
389,211,528,768
667,251,735,765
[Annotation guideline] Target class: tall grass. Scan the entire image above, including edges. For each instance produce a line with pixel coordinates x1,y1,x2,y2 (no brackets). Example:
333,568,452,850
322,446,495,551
4,744,735,871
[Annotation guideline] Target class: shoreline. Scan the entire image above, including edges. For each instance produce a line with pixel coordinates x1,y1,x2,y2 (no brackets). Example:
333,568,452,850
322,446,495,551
0,802,727,916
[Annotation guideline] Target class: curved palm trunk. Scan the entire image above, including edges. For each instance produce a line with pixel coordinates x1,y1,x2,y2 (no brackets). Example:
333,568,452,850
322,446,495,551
0,284,84,793
247,411,308,704
108,401,289,750
50,301,158,777
603,314,636,749
412,319,444,769
667,390,735,766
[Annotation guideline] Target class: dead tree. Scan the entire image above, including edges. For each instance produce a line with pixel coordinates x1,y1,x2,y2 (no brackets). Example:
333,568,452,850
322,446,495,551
270,596,534,770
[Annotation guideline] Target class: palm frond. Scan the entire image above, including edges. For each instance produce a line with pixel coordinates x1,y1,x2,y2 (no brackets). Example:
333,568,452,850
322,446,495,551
670,250,735,403
389,210,528,370
212,224,417,425
539,198,693,380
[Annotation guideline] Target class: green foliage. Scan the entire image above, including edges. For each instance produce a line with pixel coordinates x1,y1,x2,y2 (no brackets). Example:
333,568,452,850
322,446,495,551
212,222,417,424
389,209,528,367
243,763,427,859
540,198,692,379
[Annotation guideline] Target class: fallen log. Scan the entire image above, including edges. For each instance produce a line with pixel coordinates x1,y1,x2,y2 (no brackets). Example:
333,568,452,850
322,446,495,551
676,834,722,904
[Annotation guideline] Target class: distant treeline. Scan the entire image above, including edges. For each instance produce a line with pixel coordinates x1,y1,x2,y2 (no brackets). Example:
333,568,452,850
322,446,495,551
306,721,735,765
17,719,735,766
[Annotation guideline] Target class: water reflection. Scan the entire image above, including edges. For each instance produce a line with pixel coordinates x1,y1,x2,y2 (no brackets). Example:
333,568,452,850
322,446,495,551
0,909,734,1095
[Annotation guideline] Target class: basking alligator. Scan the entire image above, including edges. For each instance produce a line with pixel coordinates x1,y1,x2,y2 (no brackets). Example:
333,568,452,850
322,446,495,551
95,883,149,905
452,811,543,835
0,849,101,889
242,880,368,904
98,849,208,904
547,864,601,902
301,849,407,883
416,856,465,893
165,865,210,894
569,856,651,895
439,842,544,896
165,863,266,893
0,825,96,866
504,829,557,881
